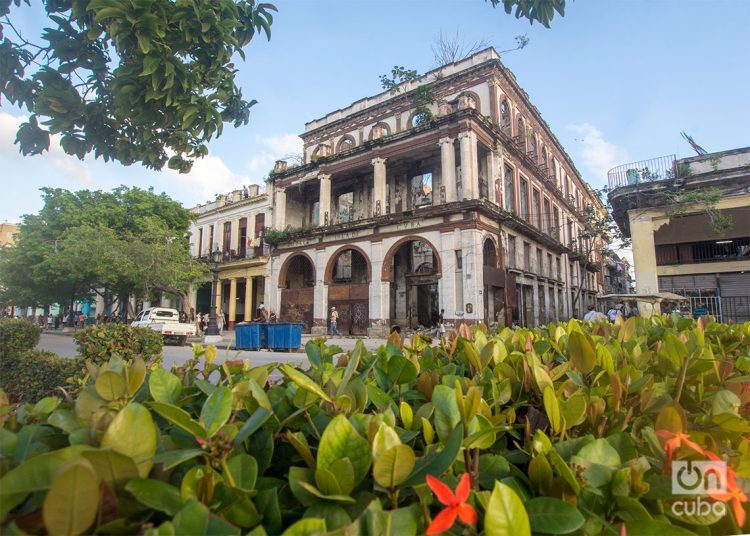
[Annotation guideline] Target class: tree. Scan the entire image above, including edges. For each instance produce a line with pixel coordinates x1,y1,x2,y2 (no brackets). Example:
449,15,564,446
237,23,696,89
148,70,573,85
485,0,566,28
1,0,276,173
0,186,206,322
431,30,528,68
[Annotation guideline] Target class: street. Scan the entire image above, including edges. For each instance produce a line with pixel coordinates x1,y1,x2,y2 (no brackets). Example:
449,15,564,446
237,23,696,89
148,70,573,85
36,332,388,371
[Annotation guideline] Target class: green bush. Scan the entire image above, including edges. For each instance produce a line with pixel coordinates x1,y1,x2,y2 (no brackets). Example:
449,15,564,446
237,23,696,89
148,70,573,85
1,316,749,535
74,323,163,363
0,319,40,360
2,349,85,403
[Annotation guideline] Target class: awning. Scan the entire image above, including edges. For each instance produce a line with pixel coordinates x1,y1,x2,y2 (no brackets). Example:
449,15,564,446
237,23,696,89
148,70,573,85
596,292,686,303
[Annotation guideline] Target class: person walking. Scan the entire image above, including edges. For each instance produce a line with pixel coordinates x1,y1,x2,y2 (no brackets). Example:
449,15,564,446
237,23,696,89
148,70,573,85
329,306,340,336
46,313,54,330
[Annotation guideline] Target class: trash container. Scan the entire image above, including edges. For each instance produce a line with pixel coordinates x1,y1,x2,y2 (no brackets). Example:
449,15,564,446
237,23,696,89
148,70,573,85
234,322,266,350
266,322,303,351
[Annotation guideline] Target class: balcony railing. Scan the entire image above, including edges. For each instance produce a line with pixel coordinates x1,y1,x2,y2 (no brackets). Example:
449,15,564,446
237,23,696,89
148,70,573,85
607,155,676,190
656,238,750,266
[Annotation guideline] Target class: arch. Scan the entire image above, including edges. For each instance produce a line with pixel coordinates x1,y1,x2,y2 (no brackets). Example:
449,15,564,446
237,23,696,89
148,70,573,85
516,116,525,146
457,91,480,111
311,144,331,160
336,135,356,153
529,134,537,161
278,253,316,289
483,237,499,269
408,108,432,128
500,99,511,133
368,122,391,140
541,147,548,171
323,245,372,285
381,235,442,282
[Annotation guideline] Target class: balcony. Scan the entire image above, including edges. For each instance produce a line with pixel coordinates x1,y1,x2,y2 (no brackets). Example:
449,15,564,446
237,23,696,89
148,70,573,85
656,237,750,266
607,155,676,190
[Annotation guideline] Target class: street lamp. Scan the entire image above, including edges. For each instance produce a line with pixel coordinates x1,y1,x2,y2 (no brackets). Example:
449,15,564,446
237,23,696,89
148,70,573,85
204,249,222,340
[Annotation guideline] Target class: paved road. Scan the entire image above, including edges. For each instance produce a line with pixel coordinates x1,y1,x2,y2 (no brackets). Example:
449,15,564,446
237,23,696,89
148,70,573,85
37,333,387,370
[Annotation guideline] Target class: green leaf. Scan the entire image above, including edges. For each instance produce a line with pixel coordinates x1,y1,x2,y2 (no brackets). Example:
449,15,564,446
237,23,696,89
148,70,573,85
225,454,258,491
373,444,416,488
432,385,461,443
568,331,596,375
543,386,561,434
372,423,402,460
126,357,147,396
126,478,183,516
101,402,157,478
200,386,233,438
233,407,271,446
401,425,463,487
81,449,139,488
620,520,697,535
33,397,60,416
149,368,182,404
560,393,587,427
279,364,332,403
336,340,365,397
281,518,327,536
95,370,127,401
297,480,357,503
367,384,395,410
485,481,531,536
525,497,585,534
387,354,418,385
150,402,206,439
172,498,240,535
153,448,203,470
317,415,372,484
43,461,100,536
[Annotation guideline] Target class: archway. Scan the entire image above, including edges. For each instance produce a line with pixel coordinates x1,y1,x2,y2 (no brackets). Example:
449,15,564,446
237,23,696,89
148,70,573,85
482,237,505,325
325,246,370,335
385,238,441,329
279,254,315,332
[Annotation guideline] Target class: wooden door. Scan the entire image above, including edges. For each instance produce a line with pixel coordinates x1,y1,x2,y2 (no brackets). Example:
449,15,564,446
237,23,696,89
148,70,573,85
280,288,314,333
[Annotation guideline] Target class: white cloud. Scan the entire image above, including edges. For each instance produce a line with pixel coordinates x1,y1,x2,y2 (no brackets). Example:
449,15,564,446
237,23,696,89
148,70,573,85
567,123,629,185
244,133,303,179
165,154,253,206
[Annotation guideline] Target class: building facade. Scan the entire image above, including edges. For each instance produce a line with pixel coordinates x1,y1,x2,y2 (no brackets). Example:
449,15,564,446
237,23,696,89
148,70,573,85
189,185,271,329
0,223,18,247
267,49,604,336
608,147,750,322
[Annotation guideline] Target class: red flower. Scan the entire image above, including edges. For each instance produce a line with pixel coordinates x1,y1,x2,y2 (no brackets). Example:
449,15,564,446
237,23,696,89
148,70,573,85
656,430,705,474
426,473,477,535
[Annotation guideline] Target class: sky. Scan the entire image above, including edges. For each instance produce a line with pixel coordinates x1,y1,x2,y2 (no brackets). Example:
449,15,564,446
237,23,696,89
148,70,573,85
1,0,749,225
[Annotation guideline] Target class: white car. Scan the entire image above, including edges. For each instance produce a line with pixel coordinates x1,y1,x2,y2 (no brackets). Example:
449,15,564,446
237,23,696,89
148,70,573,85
131,307,195,346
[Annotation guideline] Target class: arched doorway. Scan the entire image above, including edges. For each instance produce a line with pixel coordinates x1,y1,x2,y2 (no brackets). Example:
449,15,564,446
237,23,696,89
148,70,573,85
279,254,315,332
385,238,441,329
325,247,370,335
482,238,506,325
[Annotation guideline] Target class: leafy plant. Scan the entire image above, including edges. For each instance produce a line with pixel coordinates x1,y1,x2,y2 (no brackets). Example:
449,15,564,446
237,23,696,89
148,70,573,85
1,316,749,535
2,349,85,403
74,323,163,364
0,318,40,359
667,187,734,234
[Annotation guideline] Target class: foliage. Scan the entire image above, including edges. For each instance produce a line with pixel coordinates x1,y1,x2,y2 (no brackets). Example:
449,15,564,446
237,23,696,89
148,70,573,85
0,186,206,317
1,316,749,535
486,0,566,28
2,349,85,403
0,318,40,359
666,187,733,234
74,323,163,364
263,226,305,246
1,0,276,173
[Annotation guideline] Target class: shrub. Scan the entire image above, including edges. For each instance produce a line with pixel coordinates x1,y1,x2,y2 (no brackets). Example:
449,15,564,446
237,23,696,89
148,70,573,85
1,316,749,535
2,349,85,403
0,319,40,360
74,323,163,363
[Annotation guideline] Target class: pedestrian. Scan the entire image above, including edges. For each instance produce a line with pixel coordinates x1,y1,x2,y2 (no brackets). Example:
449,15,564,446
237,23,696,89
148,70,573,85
438,308,446,337
607,304,618,322
329,306,340,336
196,313,203,335
46,313,54,330
583,304,607,322
255,304,270,322
217,311,225,332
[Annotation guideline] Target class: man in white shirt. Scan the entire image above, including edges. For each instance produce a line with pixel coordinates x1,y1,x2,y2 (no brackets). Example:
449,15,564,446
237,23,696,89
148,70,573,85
583,305,607,322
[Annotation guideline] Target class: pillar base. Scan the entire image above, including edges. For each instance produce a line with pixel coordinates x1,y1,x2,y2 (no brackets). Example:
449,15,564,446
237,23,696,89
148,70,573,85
311,326,327,336
203,335,224,345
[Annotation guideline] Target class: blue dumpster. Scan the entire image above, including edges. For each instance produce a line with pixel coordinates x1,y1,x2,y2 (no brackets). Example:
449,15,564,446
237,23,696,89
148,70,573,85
266,322,303,351
234,322,266,350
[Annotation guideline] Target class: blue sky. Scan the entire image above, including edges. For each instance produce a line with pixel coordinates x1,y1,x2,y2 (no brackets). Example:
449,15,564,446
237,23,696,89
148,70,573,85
2,0,749,223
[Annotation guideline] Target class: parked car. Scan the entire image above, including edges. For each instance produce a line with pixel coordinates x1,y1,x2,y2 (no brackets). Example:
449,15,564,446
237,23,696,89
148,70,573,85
131,307,195,345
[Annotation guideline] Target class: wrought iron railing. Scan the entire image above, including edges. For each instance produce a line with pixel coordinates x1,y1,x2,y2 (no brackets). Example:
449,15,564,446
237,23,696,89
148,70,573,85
607,155,676,190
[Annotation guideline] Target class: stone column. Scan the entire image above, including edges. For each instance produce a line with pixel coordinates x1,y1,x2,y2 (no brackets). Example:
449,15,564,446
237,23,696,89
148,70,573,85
319,174,331,226
228,278,237,330
372,157,387,216
458,131,478,200
274,189,286,229
439,137,457,203
215,278,222,319
244,277,254,321
629,211,662,316
312,248,328,335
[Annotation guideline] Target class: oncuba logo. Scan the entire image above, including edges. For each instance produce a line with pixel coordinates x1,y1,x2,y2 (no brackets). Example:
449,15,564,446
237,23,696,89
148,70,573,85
671,460,728,518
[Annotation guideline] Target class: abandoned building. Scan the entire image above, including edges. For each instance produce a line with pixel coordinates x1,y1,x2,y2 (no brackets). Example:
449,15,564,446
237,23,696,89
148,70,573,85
267,48,604,336
189,185,271,329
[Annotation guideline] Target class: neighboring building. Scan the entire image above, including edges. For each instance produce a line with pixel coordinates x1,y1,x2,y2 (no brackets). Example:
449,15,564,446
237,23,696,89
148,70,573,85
608,147,750,322
602,251,633,294
267,48,604,336
0,223,18,247
189,185,271,329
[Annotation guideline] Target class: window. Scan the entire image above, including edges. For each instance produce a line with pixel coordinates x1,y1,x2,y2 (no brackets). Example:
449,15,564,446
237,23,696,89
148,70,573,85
519,178,529,221
197,228,203,256
507,235,516,268
541,149,548,172
504,165,515,213
223,221,231,253
455,250,464,310
455,250,463,270
411,173,433,206
556,257,562,279
370,123,390,139
412,111,431,127
547,253,553,278
552,157,558,182
501,100,511,133
532,189,541,229
337,136,355,152
334,251,353,280
543,199,551,235
523,242,531,271
553,206,560,241
516,117,525,147
530,135,537,161
536,248,543,275
567,219,574,245
338,192,353,223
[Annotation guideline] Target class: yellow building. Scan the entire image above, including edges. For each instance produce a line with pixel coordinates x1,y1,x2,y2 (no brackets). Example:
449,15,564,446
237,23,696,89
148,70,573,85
0,223,18,247
608,147,750,322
